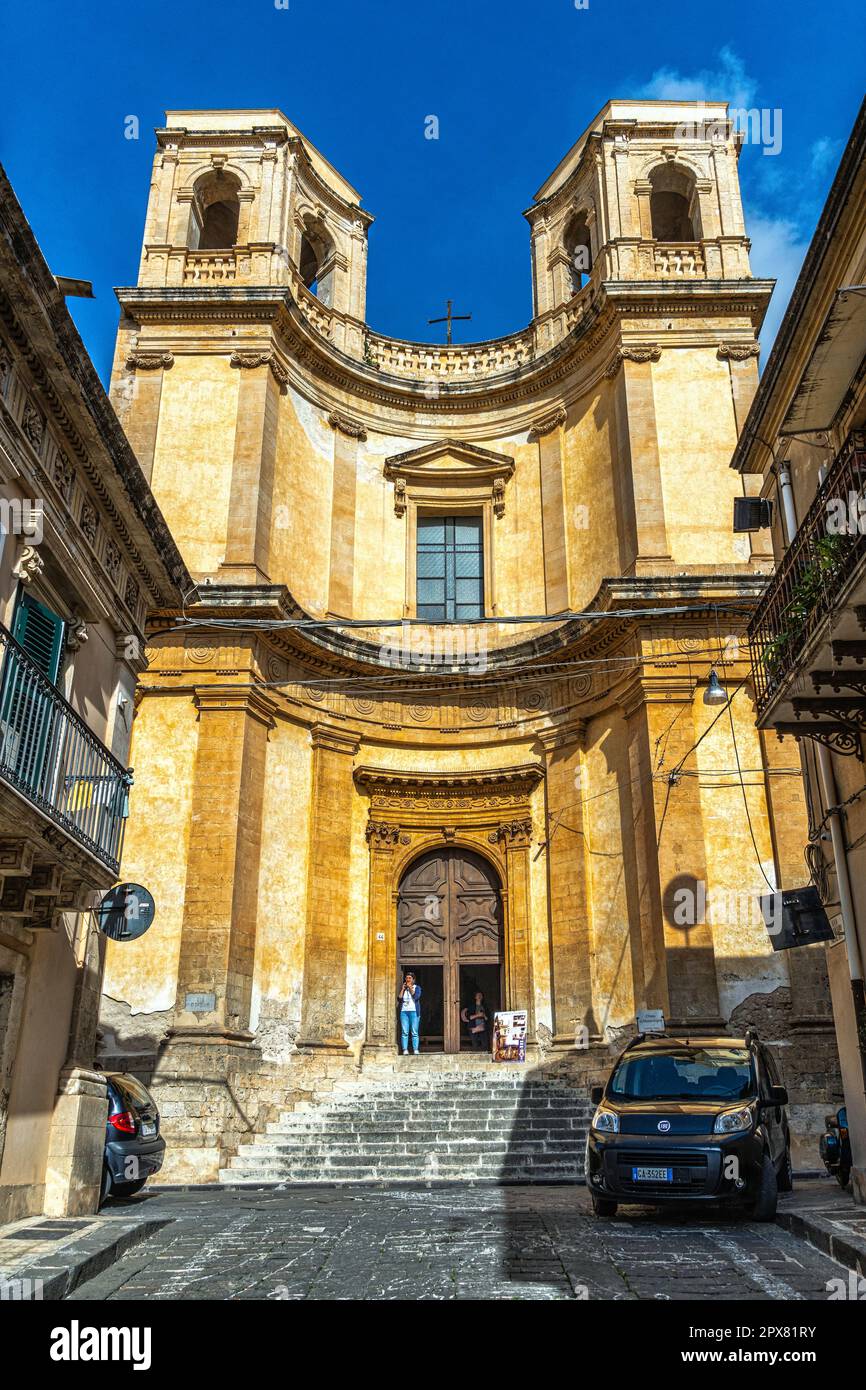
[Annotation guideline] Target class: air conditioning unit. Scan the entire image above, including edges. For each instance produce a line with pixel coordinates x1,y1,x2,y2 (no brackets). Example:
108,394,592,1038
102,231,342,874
733,496,773,532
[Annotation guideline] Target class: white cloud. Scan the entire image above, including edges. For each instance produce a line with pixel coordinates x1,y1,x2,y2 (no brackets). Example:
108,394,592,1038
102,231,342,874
635,47,826,352
809,136,841,176
637,46,758,111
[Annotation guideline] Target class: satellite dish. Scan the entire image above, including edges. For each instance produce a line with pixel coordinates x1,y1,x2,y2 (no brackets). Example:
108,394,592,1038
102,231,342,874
95,883,155,941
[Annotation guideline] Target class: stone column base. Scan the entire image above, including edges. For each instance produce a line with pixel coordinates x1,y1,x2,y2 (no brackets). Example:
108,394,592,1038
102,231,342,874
151,1031,263,1185
43,1067,108,1217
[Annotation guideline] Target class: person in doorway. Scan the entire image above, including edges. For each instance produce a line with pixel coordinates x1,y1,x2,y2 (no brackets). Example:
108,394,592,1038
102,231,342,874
397,971,421,1056
467,991,489,1052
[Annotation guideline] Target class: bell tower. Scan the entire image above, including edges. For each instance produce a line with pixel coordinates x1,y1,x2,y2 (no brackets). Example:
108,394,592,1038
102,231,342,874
131,109,373,349
525,100,754,352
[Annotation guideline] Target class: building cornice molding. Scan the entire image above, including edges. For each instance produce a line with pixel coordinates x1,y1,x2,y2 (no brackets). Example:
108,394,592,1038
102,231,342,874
114,279,774,424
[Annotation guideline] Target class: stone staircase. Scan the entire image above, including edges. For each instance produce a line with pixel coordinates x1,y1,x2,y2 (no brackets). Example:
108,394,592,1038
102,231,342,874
220,1058,591,1185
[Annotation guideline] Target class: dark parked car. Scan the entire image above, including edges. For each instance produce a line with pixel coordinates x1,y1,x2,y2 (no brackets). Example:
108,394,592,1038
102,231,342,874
102,1072,165,1202
585,1030,792,1221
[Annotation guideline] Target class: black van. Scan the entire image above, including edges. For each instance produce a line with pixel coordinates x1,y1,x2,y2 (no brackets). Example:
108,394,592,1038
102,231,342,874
585,1031,792,1220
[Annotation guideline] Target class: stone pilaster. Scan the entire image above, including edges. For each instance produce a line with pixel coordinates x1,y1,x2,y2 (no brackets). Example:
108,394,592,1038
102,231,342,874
122,352,173,482
623,680,722,1026
538,723,593,1043
718,344,761,435
298,724,361,1050
529,407,570,614
497,820,535,1037
609,348,672,573
327,414,365,616
221,353,284,582
174,688,274,1036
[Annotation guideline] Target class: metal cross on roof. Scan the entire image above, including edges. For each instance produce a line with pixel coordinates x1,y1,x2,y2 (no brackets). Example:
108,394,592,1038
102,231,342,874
428,298,472,345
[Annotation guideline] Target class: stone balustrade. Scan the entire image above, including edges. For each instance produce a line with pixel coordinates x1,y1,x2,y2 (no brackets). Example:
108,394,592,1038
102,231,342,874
652,241,707,278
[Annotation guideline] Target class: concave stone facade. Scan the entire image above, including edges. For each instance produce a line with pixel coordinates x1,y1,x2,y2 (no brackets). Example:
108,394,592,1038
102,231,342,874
98,100,842,1180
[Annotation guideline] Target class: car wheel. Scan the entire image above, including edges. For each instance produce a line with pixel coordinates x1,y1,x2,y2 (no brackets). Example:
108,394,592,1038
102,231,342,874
751,1152,778,1221
590,1192,617,1217
109,1178,147,1199
777,1143,793,1193
99,1163,113,1207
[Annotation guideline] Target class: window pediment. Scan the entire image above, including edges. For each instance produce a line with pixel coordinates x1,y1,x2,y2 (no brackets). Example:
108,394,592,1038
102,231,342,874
384,440,514,517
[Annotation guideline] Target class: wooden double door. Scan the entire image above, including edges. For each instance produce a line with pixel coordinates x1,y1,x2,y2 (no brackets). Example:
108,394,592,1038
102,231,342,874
396,848,502,1053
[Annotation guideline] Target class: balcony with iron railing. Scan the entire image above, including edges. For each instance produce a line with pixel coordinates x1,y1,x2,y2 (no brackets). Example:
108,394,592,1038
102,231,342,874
0,623,132,875
749,431,866,717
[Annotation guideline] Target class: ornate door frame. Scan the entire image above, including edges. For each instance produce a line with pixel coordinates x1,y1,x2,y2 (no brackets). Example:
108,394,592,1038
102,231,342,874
355,764,543,1051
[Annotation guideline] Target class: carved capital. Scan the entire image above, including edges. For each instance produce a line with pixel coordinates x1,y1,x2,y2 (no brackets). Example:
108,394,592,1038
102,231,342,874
328,412,368,441
365,821,402,846
605,345,662,379
489,818,533,847
127,351,174,371
310,722,361,756
528,405,567,441
230,350,288,388
717,342,761,362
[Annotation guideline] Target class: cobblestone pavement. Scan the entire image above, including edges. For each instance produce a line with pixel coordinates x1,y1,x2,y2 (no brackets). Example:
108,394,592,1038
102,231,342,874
70,1185,851,1301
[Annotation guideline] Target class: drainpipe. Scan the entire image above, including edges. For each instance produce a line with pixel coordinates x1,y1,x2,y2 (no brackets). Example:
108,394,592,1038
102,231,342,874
778,447,866,1196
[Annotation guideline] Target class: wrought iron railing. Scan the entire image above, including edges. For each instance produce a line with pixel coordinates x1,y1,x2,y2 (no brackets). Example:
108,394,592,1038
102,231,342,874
749,430,866,712
0,623,131,873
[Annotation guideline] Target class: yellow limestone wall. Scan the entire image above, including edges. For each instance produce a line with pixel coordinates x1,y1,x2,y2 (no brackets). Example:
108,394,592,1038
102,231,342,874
652,349,749,567
102,696,200,1020
150,357,238,575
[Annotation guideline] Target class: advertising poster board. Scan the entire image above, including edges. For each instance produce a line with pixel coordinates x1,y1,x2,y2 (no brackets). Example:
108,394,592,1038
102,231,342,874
493,1009,527,1062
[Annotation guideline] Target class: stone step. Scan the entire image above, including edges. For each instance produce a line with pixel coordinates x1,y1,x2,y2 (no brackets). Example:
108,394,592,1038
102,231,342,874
275,1101,590,1120
234,1134,585,1156
219,1163,584,1184
223,1070,590,1187
264,1122,588,1139
269,1112,589,1126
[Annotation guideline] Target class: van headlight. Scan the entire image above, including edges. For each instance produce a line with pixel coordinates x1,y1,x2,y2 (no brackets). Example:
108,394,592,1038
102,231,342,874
714,1106,754,1135
592,1107,619,1134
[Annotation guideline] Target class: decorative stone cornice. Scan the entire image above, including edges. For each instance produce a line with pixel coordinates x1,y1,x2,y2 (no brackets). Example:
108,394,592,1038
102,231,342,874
717,342,761,361
604,344,662,379
354,764,543,793
126,351,174,370
328,411,368,440
528,405,567,441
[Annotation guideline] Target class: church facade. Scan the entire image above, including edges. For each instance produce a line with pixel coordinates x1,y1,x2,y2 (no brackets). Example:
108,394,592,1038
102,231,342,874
98,101,841,1180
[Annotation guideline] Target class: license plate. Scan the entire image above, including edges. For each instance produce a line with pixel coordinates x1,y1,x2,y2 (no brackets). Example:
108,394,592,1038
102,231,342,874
140,1121,156,1137
632,1166,672,1182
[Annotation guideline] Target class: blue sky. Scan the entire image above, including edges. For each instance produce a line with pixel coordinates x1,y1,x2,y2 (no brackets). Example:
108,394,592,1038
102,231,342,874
1,0,863,383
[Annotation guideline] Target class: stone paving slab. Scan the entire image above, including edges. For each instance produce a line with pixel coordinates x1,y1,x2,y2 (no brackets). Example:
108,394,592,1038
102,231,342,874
69,1181,853,1302
774,1177,866,1276
0,1209,172,1301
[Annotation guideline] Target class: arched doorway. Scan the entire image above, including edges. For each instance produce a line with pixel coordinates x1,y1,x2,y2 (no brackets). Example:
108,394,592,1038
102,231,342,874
396,848,503,1053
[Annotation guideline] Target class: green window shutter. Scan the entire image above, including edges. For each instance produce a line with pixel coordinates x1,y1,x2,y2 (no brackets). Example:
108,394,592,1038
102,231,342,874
12,593,65,684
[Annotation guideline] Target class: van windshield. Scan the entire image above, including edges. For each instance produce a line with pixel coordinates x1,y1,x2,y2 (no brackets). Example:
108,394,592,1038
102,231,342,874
608,1047,753,1102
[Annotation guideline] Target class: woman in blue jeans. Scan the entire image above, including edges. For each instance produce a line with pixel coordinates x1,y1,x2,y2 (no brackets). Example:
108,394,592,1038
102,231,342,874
397,971,422,1055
